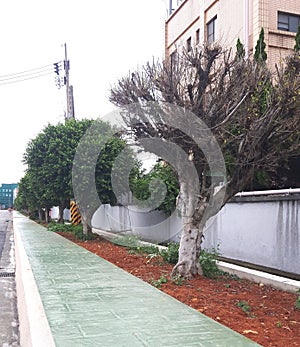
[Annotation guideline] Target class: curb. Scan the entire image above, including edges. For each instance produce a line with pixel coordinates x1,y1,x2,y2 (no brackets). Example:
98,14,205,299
218,261,300,294
14,217,56,347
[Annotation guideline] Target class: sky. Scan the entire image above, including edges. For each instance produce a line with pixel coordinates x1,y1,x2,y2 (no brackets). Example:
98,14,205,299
0,0,168,184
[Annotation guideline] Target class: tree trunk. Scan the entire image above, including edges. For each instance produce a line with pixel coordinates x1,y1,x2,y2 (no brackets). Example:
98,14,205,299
45,207,51,224
172,223,204,278
38,208,44,222
82,219,92,236
58,200,67,224
173,181,205,278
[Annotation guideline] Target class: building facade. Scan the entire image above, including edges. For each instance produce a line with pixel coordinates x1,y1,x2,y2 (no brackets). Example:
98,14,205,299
0,183,18,209
165,0,300,67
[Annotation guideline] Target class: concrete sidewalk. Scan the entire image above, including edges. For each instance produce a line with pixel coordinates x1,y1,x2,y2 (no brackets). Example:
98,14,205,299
13,212,261,347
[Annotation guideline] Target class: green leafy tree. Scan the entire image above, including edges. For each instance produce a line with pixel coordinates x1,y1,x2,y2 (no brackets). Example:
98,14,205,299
24,119,94,223
72,120,138,235
131,162,179,215
15,172,40,218
254,28,267,63
24,118,135,232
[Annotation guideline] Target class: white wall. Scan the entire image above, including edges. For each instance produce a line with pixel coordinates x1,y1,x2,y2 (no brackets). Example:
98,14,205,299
50,207,70,221
203,198,300,275
91,192,300,276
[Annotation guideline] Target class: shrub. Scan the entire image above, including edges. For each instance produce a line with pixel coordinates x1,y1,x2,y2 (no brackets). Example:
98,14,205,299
151,275,168,288
160,242,179,264
47,222,94,241
112,235,140,249
137,244,160,255
199,247,223,278
47,222,74,232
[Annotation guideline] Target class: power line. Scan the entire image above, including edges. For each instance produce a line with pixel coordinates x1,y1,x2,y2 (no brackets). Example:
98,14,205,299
0,62,63,86
0,71,53,86
0,63,54,79
0,67,53,82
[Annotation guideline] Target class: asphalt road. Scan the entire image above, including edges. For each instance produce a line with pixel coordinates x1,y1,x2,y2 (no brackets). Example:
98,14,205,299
0,210,19,346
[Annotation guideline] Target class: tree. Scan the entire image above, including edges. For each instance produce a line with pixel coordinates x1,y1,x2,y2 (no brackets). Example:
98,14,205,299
294,25,300,52
72,120,137,235
14,172,40,218
131,162,179,215
110,45,300,278
24,119,94,223
254,28,267,63
235,38,245,60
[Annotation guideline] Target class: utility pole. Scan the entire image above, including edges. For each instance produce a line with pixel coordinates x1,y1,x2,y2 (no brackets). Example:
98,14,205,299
64,43,75,120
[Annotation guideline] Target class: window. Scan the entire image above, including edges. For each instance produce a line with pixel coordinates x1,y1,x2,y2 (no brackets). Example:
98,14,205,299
186,37,192,52
278,12,300,32
207,16,217,44
196,29,200,45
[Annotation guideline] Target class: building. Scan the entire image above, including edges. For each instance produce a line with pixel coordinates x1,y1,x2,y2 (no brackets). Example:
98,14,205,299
165,0,300,67
0,183,18,209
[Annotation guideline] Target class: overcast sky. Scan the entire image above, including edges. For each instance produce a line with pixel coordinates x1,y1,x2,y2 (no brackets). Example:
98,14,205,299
0,0,167,184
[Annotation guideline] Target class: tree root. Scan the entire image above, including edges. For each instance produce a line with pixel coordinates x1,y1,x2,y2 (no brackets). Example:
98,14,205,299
172,260,203,279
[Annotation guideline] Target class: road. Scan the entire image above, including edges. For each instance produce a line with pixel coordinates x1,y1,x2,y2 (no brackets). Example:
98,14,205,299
0,210,19,346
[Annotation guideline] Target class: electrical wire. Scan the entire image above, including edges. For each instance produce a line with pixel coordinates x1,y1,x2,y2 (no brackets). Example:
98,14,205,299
0,71,54,86
0,68,54,82
0,63,57,79
0,62,62,86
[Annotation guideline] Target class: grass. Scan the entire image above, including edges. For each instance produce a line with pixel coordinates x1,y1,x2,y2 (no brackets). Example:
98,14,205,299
151,275,168,288
237,300,256,318
112,234,226,279
47,221,95,241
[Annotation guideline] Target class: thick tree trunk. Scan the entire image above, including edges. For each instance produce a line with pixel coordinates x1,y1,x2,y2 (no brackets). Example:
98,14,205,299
82,219,92,236
173,181,206,278
80,210,93,236
172,178,231,279
172,223,204,278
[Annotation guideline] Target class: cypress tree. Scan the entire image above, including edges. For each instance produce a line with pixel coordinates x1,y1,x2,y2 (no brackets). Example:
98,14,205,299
294,25,300,52
235,38,245,60
254,28,267,63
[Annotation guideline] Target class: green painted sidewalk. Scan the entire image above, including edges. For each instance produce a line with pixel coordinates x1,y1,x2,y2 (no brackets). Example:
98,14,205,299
13,213,261,347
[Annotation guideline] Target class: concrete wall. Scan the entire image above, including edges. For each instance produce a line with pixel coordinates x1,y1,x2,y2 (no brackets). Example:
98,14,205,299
91,191,300,276
203,195,300,275
50,206,71,221
91,205,178,243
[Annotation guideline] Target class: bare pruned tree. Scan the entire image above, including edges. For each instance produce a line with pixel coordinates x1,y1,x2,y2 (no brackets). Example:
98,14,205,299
110,45,300,278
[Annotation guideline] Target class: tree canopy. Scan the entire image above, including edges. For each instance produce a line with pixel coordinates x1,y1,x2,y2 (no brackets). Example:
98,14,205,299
110,44,300,278
21,118,131,227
